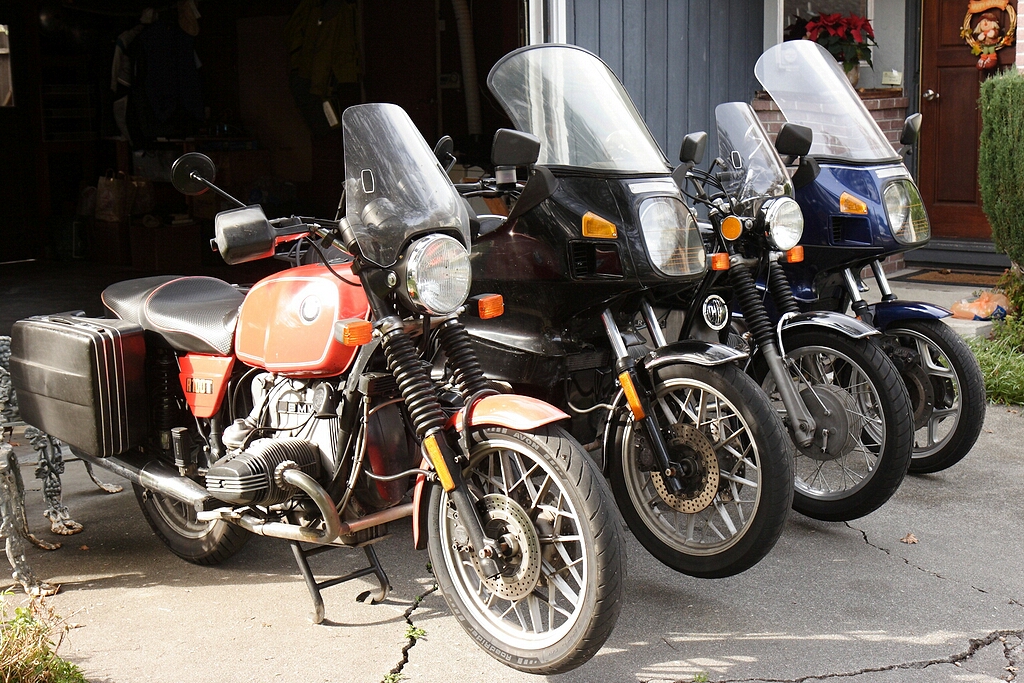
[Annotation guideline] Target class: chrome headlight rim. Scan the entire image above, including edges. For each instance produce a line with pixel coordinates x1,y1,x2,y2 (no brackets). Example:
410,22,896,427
884,179,930,245
404,234,472,315
761,196,804,252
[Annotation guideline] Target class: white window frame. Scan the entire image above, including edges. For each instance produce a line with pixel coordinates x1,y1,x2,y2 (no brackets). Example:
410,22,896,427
764,0,875,50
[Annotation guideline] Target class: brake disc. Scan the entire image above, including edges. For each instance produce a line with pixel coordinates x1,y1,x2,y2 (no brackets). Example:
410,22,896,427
469,494,542,602
798,384,866,461
891,346,936,430
650,424,720,514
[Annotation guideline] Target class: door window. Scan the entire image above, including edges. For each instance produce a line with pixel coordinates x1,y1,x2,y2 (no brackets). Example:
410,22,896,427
0,25,12,107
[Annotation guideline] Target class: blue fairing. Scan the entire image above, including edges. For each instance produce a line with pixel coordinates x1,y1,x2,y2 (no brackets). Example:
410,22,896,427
869,300,951,329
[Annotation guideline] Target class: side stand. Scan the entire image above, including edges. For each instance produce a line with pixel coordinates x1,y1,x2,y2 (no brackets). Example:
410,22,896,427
289,541,391,624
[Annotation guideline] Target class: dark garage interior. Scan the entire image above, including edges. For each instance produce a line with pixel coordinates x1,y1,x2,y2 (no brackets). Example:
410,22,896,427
0,0,522,331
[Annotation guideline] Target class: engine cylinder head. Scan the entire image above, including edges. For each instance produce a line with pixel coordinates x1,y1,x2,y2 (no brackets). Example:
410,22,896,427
206,437,320,505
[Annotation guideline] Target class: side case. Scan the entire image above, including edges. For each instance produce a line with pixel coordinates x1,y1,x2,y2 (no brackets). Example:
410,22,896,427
9,316,148,457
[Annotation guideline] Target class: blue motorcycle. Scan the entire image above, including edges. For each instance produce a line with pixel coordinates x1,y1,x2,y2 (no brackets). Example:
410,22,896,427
754,41,985,474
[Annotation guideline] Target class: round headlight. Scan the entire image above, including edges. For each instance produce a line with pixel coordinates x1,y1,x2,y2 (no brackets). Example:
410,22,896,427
883,179,930,245
762,197,804,251
404,235,471,315
637,196,707,277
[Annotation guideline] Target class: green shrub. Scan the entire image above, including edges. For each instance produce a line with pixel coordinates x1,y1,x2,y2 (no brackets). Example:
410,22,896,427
0,593,85,683
979,69,1024,266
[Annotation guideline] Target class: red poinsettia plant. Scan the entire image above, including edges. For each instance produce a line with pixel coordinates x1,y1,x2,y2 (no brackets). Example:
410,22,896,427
805,13,877,73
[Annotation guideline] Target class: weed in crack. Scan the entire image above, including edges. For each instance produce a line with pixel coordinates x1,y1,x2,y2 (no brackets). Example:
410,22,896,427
381,583,438,683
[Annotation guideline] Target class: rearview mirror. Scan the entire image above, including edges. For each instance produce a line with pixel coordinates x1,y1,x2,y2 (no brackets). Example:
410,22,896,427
171,153,217,196
775,123,813,157
433,135,456,173
900,113,922,146
491,129,541,168
679,131,708,165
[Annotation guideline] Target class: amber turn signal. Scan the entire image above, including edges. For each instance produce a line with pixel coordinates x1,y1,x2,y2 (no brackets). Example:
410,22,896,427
423,434,455,491
839,192,868,215
617,372,646,420
785,246,804,263
710,253,730,271
335,319,373,346
582,212,618,239
721,215,743,241
476,294,504,319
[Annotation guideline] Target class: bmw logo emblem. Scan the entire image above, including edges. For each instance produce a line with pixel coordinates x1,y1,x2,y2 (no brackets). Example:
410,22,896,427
701,295,729,331
299,295,321,324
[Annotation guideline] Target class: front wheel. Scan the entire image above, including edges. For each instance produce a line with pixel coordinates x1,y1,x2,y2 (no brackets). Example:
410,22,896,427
610,363,794,579
757,330,914,521
133,484,249,565
882,320,986,474
427,425,624,675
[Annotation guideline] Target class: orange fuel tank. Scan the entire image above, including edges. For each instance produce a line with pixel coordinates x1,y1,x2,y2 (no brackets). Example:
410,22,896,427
235,263,370,376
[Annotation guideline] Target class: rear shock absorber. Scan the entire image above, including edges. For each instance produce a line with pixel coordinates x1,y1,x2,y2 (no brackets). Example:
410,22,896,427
767,259,801,317
150,348,182,452
434,317,491,398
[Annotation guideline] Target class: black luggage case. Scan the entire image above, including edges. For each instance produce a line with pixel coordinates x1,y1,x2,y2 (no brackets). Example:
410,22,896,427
9,315,148,457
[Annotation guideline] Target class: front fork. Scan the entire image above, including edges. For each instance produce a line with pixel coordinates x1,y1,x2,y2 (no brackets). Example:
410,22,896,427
843,260,896,325
601,307,689,493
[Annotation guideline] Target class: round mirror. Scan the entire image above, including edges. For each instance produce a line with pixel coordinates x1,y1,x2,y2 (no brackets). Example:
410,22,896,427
171,153,217,195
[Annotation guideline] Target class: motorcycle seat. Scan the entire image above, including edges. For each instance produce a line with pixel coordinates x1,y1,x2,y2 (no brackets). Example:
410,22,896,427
101,276,244,356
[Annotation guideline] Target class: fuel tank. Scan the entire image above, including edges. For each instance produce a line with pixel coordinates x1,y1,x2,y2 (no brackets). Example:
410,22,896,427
235,263,370,377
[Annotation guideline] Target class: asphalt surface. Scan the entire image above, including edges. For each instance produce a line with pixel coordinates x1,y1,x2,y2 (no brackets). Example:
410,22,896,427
3,273,1019,683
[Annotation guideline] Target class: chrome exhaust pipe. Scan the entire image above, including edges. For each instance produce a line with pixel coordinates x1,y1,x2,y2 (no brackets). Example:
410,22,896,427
232,468,343,544
75,450,216,511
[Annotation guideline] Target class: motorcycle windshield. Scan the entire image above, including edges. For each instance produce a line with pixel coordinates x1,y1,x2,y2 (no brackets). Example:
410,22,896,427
715,102,792,210
755,41,899,164
487,45,670,174
343,103,469,266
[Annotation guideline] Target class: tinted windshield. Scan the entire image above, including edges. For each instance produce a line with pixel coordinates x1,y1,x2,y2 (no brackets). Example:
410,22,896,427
343,103,469,266
755,41,899,163
716,102,792,210
488,45,670,173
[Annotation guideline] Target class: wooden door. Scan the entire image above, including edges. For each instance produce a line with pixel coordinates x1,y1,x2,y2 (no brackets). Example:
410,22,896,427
918,0,1016,240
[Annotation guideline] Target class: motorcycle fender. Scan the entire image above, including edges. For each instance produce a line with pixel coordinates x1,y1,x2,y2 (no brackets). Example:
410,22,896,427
452,394,569,433
643,340,748,371
781,310,879,339
868,301,951,331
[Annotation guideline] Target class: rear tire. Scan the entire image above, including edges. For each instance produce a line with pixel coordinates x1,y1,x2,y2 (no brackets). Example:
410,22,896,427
882,320,986,474
427,425,623,675
133,484,249,565
610,362,793,579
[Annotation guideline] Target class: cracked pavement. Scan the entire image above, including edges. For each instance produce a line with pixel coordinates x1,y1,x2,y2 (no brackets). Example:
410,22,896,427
6,404,1022,682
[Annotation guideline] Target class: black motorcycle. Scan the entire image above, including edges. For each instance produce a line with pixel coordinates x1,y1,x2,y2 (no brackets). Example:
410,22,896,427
454,44,795,579
678,102,913,521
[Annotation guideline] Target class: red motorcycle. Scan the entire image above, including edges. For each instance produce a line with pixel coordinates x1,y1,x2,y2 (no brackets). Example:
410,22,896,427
10,103,623,674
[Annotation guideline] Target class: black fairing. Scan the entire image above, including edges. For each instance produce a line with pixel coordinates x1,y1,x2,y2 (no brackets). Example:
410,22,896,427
467,170,704,392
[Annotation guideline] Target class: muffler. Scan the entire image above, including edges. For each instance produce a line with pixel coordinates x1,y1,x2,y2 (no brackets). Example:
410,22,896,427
75,449,215,511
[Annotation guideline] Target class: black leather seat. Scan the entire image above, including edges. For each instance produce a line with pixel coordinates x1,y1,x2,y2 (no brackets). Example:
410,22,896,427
101,276,244,356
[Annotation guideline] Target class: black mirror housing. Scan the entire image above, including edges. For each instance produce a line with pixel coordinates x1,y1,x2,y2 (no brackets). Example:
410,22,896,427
214,205,275,265
775,123,813,157
171,153,217,196
900,113,922,146
491,129,541,167
679,131,708,165
433,135,456,172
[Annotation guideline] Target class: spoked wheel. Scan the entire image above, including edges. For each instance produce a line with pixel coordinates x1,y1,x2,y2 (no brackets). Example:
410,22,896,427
133,484,249,565
758,330,913,521
610,363,793,579
882,320,986,474
427,426,623,675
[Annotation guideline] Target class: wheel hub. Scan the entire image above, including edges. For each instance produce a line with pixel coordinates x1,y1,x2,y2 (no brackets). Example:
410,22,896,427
892,347,936,430
469,494,542,602
798,384,866,461
650,424,720,513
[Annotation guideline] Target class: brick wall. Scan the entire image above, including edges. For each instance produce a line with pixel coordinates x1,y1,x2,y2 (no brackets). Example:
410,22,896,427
1018,0,1024,71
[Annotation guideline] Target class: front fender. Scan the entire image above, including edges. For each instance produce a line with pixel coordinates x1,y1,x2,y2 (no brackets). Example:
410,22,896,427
781,310,879,339
643,340,748,371
451,394,569,433
868,300,951,330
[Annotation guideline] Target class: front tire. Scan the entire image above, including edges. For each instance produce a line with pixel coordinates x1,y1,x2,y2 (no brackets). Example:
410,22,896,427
882,320,986,474
427,425,623,675
757,330,914,521
133,484,249,565
610,363,794,579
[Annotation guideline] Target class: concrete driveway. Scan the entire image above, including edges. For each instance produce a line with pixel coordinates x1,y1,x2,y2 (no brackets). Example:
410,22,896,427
5,400,1021,683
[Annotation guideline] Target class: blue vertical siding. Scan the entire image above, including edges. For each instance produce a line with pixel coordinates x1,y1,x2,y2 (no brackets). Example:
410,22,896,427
566,0,765,161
